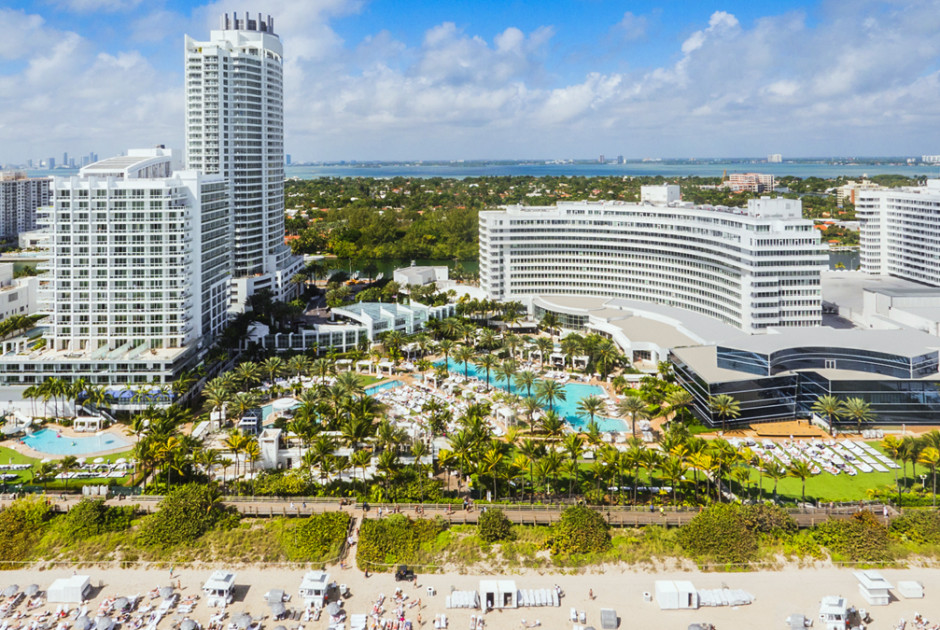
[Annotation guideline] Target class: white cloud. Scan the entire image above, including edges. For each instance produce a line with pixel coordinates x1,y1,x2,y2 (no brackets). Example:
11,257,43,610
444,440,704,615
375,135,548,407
5,2,940,163
52,0,143,12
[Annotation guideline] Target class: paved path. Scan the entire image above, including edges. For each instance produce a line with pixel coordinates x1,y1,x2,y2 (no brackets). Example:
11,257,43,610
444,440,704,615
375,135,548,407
2,494,896,529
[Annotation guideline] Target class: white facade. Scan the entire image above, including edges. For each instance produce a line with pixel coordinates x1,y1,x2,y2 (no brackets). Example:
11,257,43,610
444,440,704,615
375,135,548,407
0,263,37,321
0,172,50,240
0,149,231,387
479,190,825,332
858,180,940,286
185,12,302,310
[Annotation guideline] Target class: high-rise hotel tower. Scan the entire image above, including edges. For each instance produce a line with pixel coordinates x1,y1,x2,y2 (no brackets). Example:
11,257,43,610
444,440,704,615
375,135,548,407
185,12,302,311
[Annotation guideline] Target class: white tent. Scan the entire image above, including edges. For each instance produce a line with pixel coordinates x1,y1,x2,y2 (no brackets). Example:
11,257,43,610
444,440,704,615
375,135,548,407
299,571,331,608
654,580,698,610
854,570,892,606
47,575,91,603
202,571,236,607
479,580,517,610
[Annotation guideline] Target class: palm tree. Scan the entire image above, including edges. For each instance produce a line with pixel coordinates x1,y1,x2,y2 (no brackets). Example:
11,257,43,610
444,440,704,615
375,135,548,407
234,361,261,389
709,394,741,433
576,395,604,430
811,394,846,437
452,345,475,380
539,410,566,440
375,449,399,497
788,460,815,506
261,356,286,386
351,449,372,491
437,449,456,493
437,339,455,366
660,455,687,505
538,450,563,498
534,337,554,367
517,439,544,500
411,440,430,502
664,388,694,423
495,359,518,394
562,433,585,497
478,443,506,501
763,460,788,503
842,397,875,434
881,435,904,507
535,379,566,413
474,354,500,390
59,455,79,492
33,461,58,491
540,312,560,339
514,370,538,400
224,431,248,479
617,395,647,438
917,446,940,507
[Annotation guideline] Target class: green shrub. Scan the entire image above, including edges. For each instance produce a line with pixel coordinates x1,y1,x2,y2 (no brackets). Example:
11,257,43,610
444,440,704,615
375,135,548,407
812,510,891,562
0,496,53,566
740,504,797,534
253,470,315,496
547,506,611,555
56,499,134,540
478,508,513,543
356,515,445,571
676,504,758,565
890,510,940,546
136,484,238,548
280,511,350,562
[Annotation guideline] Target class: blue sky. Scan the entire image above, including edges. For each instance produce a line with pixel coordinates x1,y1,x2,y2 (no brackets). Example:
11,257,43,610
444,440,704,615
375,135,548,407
1,0,939,163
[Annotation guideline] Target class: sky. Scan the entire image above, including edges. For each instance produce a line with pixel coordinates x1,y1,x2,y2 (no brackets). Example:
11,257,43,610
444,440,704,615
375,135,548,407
1,0,939,163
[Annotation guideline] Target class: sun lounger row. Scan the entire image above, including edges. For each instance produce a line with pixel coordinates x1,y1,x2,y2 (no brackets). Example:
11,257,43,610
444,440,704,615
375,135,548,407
519,589,559,607
445,592,479,610
696,589,754,607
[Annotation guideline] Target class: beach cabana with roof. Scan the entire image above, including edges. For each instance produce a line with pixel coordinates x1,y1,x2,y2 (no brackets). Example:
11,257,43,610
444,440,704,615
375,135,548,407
480,580,517,610
655,580,697,610
47,575,91,603
202,571,236,607
299,571,330,608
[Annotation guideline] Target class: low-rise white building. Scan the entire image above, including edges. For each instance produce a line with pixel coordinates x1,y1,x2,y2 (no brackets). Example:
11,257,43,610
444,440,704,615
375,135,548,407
393,265,448,287
0,263,37,321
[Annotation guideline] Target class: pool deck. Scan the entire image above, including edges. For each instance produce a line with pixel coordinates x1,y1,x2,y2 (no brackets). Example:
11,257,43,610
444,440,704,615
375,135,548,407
3,424,137,460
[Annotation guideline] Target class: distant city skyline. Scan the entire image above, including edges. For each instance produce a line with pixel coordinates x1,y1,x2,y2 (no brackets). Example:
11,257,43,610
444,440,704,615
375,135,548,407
1,0,939,163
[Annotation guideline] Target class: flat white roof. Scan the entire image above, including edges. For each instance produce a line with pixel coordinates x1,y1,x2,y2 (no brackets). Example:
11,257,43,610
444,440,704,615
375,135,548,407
203,571,236,590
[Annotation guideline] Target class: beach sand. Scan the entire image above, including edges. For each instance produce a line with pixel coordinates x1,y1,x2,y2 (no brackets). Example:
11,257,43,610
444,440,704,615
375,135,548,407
5,563,939,630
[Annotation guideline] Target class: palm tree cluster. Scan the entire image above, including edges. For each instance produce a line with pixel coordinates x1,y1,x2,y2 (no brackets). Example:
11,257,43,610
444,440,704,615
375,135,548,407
811,394,875,435
881,432,940,507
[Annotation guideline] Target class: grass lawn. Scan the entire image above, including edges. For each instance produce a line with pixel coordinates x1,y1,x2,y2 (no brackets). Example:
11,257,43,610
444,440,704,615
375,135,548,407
0,445,135,488
358,374,382,386
730,441,929,504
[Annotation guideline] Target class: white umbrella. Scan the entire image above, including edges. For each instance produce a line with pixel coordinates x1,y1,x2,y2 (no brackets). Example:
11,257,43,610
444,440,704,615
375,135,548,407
2,585,18,597
115,458,127,464
93,457,105,464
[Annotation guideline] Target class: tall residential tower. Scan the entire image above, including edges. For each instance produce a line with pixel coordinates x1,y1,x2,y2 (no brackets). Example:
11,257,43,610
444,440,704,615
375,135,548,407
184,12,302,311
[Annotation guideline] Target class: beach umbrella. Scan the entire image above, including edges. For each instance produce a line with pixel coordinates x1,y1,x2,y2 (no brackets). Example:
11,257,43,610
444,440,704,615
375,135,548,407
114,597,128,611
181,620,197,630
273,626,287,630
264,589,285,604
93,457,105,464
74,617,92,630
24,585,38,597
95,616,112,630
326,602,342,617
2,585,18,597
234,614,252,629
115,458,127,464
269,602,285,617
159,586,175,599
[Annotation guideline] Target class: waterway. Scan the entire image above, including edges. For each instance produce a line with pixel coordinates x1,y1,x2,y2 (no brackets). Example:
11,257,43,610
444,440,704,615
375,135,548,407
30,160,940,182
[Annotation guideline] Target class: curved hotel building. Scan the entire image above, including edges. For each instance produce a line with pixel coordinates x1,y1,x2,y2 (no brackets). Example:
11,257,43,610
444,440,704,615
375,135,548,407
480,185,826,332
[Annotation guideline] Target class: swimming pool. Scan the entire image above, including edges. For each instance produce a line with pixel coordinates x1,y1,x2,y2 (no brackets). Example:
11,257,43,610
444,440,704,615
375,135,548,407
365,380,404,395
437,359,628,432
22,429,130,456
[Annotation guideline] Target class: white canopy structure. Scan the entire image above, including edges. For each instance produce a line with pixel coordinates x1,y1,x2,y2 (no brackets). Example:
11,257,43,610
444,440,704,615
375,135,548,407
479,580,517,610
655,580,698,610
47,576,91,603
854,570,892,606
202,571,236,607
299,571,330,608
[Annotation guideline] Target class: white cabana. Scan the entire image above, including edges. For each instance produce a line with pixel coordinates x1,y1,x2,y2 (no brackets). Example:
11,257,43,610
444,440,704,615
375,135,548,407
654,580,698,610
479,580,517,610
272,398,298,411
202,571,236,607
818,596,851,630
854,570,892,606
299,571,330,608
47,575,91,603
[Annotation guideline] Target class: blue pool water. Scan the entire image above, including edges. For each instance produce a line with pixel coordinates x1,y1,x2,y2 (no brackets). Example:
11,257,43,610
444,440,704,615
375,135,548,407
437,359,628,432
22,429,130,456
365,380,404,395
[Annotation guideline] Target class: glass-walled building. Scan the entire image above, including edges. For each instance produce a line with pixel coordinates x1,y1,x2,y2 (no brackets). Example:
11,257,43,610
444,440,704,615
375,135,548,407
672,328,940,427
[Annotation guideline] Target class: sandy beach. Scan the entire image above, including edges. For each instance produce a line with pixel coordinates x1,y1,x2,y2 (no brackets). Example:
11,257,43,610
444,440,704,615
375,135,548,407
5,563,939,630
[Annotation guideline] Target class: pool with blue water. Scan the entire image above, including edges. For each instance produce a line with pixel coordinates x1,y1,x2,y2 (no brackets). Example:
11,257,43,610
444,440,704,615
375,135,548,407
437,359,628,432
22,428,130,456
